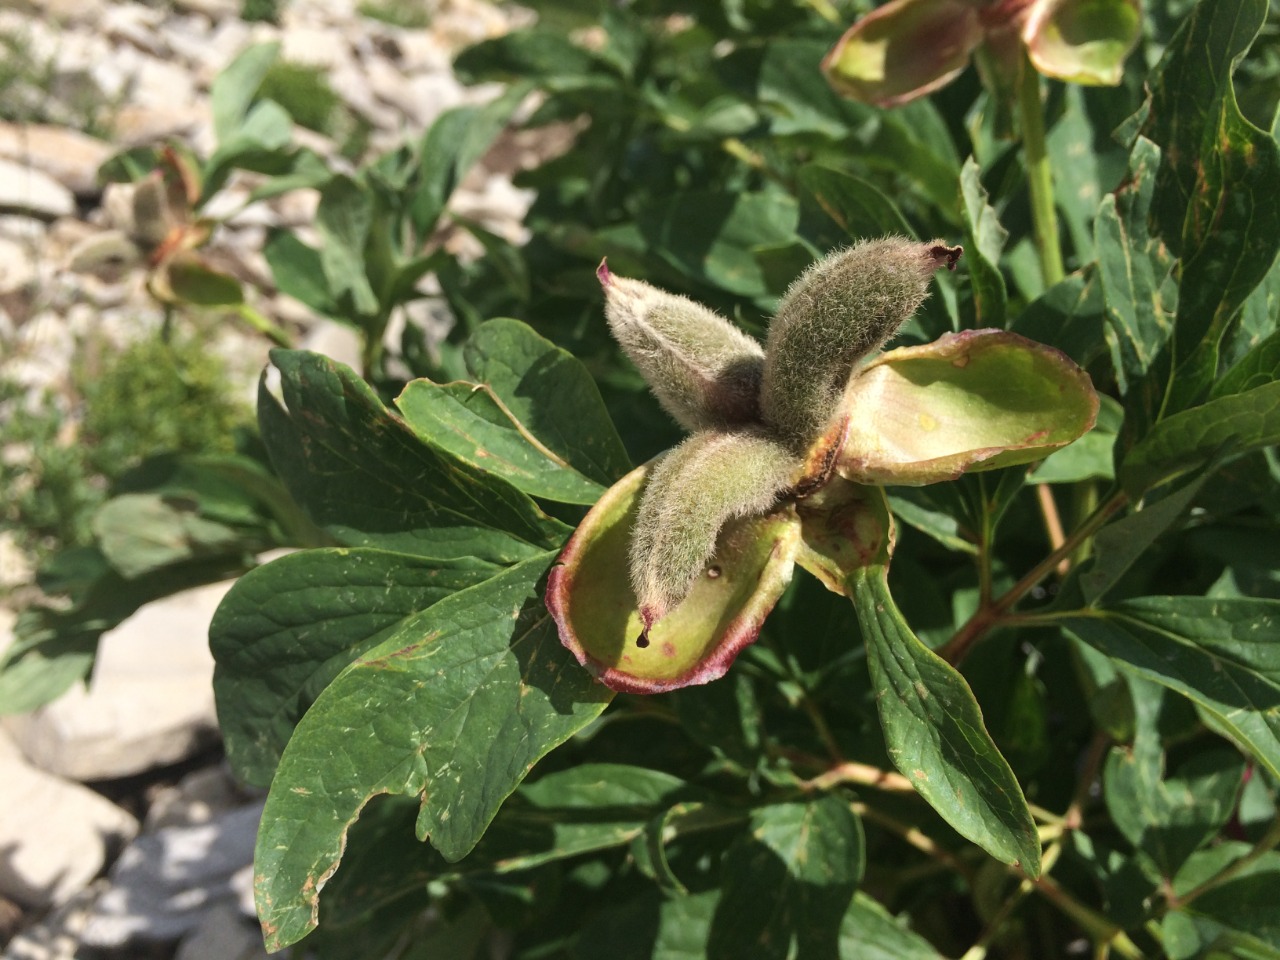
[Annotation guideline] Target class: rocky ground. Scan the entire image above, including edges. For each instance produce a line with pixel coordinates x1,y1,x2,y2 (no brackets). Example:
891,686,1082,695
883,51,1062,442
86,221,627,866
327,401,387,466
0,1,538,956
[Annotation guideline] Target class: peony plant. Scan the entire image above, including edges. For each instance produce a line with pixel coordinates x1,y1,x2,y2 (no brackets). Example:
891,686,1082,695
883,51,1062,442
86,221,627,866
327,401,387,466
548,238,1098,694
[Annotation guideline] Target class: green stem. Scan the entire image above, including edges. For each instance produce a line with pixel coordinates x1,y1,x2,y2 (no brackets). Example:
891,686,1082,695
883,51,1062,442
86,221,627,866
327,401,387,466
234,303,293,348
1016,52,1065,288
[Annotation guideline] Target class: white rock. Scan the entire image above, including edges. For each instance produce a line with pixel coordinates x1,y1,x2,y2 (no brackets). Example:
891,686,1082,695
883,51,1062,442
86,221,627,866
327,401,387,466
80,801,264,947
280,23,351,69
1,881,103,960
145,765,251,833
301,317,363,369
0,236,38,294
110,103,207,146
174,902,269,960
172,0,241,19
101,3,169,58
0,123,112,196
2,579,234,782
0,747,139,909
131,54,199,112
0,159,75,220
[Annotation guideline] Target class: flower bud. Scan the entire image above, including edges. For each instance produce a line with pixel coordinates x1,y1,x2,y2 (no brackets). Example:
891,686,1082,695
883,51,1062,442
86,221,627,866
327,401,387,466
629,429,800,634
760,238,961,453
599,260,766,431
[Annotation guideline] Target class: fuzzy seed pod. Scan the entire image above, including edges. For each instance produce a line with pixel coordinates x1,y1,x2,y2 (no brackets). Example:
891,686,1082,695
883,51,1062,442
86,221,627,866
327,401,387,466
760,238,962,453
629,429,801,632
599,260,766,431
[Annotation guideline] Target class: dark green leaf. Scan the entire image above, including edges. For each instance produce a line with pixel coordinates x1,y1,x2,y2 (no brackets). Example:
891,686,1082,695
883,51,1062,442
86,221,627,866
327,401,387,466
264,229,338,317
1166,849,1280,959
254,554,613,951
959,158,1007,329
1046,86,1104,265
258,350,570,563
410,85,531,236
92,493,247,579
1079,473,1208,605
1120,381,1280,495
210,548,499,786
1104,677,1244,878
797,164,914,240
164,261,244,307
1213,329,1280,399
397,318,630,504
709,796,864,960
636,189,799,298
316,175,378,317
1030,395,1122,484
1139,0,1267,252
1066,597,1280,779
1094,136,1174,393
0,552,247,715
838,893,944,959
851,565,1042,875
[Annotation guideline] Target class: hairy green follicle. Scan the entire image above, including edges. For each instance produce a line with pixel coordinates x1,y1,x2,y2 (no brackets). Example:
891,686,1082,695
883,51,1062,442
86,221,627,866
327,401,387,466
760,238,962,453
629,429,800,635
599,260,766,431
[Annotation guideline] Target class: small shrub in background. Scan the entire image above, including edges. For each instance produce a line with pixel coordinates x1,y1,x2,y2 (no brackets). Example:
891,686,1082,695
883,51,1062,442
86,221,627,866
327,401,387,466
0,329,250,567
256,61,341,134
240,0,283,25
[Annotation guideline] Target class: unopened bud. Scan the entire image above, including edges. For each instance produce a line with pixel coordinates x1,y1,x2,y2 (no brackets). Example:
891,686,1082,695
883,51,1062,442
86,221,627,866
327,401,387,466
629,429,800,631
760,238,961,452
600,260,766,431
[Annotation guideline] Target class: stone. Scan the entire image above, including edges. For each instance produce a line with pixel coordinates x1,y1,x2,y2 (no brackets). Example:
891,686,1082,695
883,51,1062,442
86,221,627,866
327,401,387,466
80,801,264,947
174,902,269,960
2,578,232,782
110,103,207,146
0,744,139,909
301,318,363,370
0,124,113,197
0,236,38,294
280,23,351,69
172,0,241,19
145,765,250,833
101,3,169,58
0,159,75,220
0,882,102,960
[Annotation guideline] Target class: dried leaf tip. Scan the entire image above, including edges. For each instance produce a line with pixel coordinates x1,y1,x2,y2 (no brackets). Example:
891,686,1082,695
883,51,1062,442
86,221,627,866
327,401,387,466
597,258,613,287
930,243,963,271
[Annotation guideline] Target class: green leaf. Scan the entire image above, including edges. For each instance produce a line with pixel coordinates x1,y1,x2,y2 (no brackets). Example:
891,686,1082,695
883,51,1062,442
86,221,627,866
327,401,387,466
1139,0,1267,253
1213,329,1280,400
708,796,864,960
1094,136,1174,394
796,164,914,240
162,260,244,307
1066,597,1280,779
315,175,379,317
958,157,1007,329
1104,677,1244,879
210,41,280,141
1046,86,1105,264
258,350,570,563
850,535,1041,874
0,551,247,715
1167,849,1280,960
396,318,630,505
210,548,499,786
264,229,338,317
1079,473,1209,605
92,493,247,579
254,554,613,951
410,85,531,236
1169,68,1280,407
1120,381,1280,495
1029,395,1122,484
839,892,944,959
636,189,800,298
